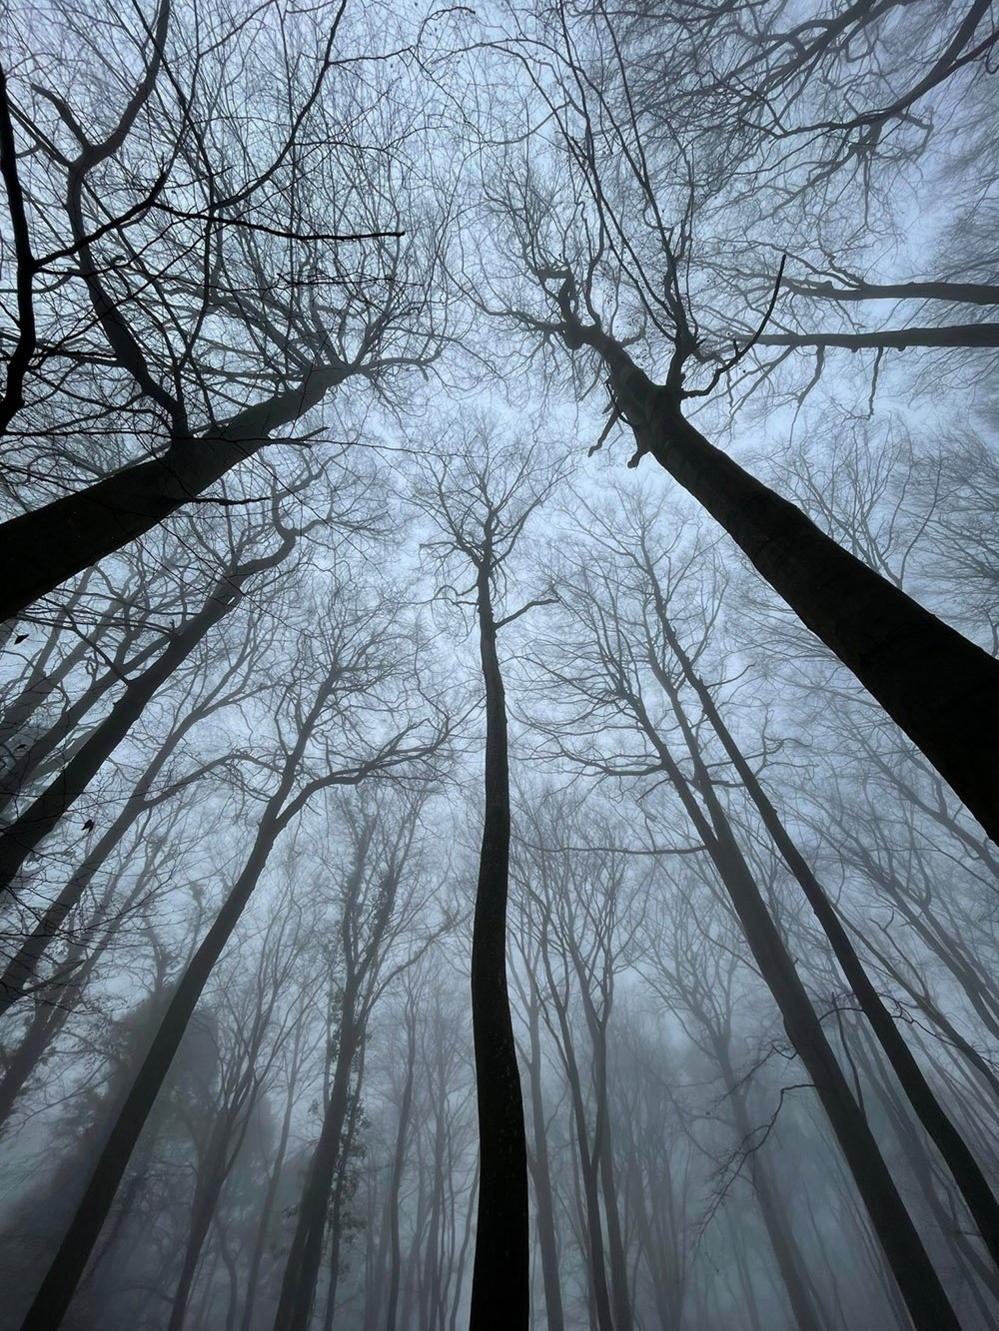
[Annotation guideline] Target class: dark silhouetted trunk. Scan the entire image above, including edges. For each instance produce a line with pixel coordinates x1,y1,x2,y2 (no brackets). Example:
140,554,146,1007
468,560,529,1331
167,1143,230,1331
757,323,999,350
0,699,210,1013
560,313,999,839
17,690,322,1331
783,278,999,305
714,1039,826,1331
322,1076,365,1331
240,1029,304,1331
0,367,344,624
272,1014,360,1331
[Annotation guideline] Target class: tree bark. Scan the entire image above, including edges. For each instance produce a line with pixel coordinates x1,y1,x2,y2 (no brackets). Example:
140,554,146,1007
560,313,999,840
468,562,530,1331
271,1015,360,1331
783,278,999,306
0,366,344,624
757,323,999,350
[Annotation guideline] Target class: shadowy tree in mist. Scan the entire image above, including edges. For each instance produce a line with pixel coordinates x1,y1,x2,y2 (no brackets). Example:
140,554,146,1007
471,0,999,840
272,786,446,1331
18,571,449,1330
0,0,451,621
529,505,965,1328
413,430,562,1331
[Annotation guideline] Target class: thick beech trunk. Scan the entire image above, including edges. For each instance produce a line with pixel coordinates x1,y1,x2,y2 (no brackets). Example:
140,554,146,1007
574,323,999,839
0,367,343,624
468,565,530,1331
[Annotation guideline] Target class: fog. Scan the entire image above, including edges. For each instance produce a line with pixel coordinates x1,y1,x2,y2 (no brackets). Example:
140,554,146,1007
0,1,997,1328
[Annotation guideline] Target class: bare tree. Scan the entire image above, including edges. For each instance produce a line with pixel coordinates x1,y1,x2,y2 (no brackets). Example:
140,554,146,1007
412,429,561,1330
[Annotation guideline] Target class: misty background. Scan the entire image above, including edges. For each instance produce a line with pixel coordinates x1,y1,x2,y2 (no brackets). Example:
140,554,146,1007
0,1,997,1328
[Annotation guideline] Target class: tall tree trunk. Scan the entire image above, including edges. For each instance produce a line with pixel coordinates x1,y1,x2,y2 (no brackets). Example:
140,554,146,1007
240,1034,303,1331
167,1155,229,1331
385,1012,417,1331
0,367,345,623
524,999,565,1331
552,998,614,1331
590,1026,632,1331
559,313,999,838
467,562,529,1330
321,1079,364,1331
655,603,999,1268
853,1027,999,1319
714,1040,826,1331
756,323,999,350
